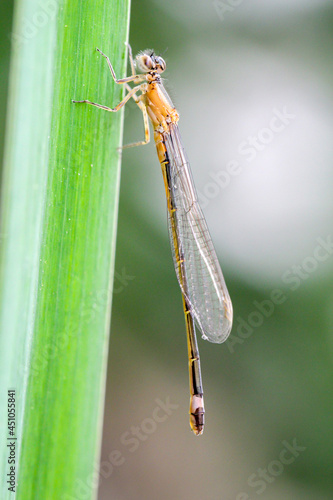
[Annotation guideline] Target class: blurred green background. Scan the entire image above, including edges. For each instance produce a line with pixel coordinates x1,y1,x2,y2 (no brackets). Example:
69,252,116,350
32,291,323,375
1,1,333,499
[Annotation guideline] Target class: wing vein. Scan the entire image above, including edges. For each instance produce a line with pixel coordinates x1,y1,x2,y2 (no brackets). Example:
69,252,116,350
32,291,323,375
163,124,233,343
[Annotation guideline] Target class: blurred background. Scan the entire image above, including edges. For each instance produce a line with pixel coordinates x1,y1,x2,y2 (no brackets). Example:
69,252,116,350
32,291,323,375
1,1,333,499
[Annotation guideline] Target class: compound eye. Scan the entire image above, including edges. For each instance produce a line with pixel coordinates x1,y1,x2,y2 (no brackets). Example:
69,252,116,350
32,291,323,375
142,55,154,70
136,54,154,72
155,56,166,72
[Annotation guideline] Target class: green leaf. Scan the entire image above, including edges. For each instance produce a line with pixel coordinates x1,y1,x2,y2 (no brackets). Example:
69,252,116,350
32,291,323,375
0,0,131,497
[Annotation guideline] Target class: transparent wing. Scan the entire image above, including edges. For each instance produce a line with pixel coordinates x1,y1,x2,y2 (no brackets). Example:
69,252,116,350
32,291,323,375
164,124,233,343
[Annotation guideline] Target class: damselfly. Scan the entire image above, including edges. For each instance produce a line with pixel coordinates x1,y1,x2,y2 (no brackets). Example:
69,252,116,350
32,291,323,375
73,45,233,435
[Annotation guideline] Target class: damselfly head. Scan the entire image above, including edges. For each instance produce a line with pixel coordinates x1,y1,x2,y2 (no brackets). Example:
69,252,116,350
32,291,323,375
135,50,166,74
